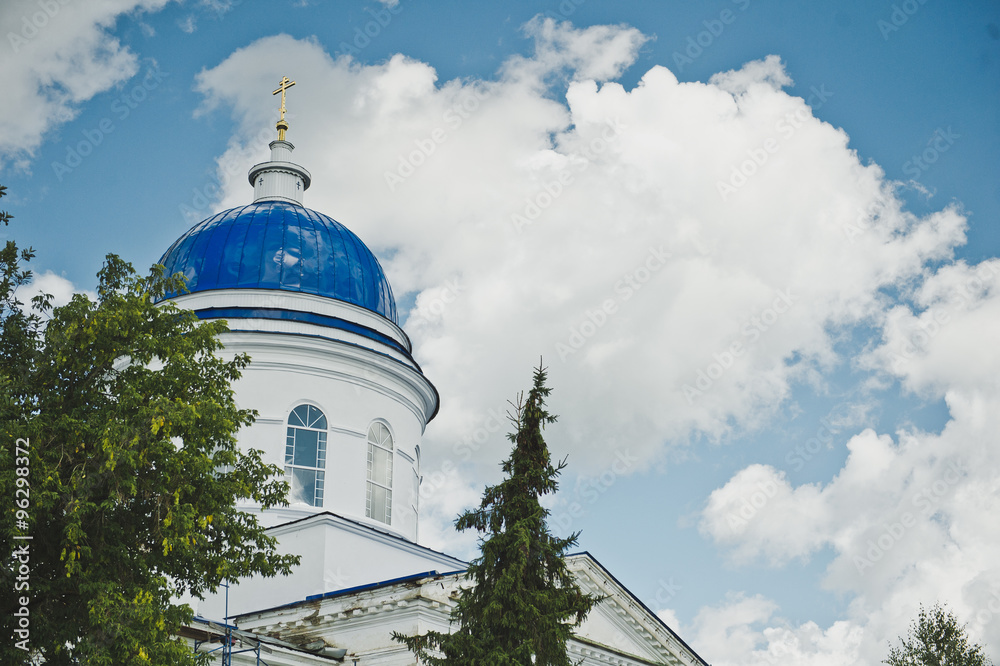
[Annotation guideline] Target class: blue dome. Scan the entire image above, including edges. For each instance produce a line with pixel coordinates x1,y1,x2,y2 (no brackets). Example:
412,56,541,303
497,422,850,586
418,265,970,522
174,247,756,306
159,201,397,323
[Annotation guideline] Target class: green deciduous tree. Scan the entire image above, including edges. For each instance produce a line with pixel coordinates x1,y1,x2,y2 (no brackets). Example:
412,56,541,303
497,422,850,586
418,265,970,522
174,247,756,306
884,603,992,666
394,363,599,665
1,184,299,665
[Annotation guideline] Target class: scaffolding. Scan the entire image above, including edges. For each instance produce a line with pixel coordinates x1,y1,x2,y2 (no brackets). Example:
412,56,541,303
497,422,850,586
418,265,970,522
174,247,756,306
191,617,280,665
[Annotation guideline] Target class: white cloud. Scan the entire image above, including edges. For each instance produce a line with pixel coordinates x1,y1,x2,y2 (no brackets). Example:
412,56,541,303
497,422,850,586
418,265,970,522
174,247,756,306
863,258,1000,396
200,0,239,16
708,53,792,95
678,594,864,666
700,402,1000,662
657,607,681,632
0,0,174,171
503,17,650,84
191,22,995,665
699,463,829,566
412,461,482,560
193,29,966,478
22,270,94,310
700,260,1000,662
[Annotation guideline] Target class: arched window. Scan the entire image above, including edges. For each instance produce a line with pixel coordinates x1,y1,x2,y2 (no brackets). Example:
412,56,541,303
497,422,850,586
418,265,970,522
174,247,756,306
285,405,327,507
366,422,393,524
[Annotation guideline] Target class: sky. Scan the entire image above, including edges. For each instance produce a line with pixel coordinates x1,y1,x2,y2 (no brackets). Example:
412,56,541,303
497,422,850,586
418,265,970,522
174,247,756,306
2,1,999,664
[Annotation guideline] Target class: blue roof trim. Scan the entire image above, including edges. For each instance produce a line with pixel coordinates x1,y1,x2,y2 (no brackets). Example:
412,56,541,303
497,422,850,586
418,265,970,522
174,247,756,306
158,201,398,324
234,568,469,617
304,570,444,602
192,306,409,356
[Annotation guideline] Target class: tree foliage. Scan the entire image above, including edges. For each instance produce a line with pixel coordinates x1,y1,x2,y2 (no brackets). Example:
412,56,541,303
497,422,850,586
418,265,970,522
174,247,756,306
1,184,299,665
395,363,599,665
884,604,992,666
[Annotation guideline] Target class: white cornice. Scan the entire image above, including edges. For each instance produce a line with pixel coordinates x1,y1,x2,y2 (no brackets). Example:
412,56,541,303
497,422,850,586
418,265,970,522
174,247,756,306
216,317,414,366
221,331,438,427
267,512,466,570
235,557,706,666
169,289,410,350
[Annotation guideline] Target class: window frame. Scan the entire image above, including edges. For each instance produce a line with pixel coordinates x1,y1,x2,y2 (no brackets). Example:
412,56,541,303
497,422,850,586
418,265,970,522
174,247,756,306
365,421,394,525
284,404,328,508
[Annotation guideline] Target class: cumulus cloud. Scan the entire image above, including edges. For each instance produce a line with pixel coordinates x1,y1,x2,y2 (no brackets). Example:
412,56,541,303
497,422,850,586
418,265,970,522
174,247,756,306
863,258,1000,396
503,17,650,84
699,463,829,566
192,28,966,476
708,53,792,95
191,20,994,664
675,593,864,666
21,270,94,311
0,0,174,171
413,460,482,559
700,260,1000,662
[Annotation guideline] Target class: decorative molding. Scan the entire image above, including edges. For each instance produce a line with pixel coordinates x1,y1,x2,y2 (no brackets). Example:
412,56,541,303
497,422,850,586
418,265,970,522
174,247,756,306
233,556,707,666
329,425,365,439
222,331,439,427
171,288,410,350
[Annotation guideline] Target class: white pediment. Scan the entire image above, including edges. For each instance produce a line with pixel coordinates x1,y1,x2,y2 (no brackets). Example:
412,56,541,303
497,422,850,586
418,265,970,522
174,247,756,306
567,553,707,666
229,552,707,666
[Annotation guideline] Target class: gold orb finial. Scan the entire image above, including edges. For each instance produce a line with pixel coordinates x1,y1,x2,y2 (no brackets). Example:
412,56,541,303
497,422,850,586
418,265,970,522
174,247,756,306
272,76,296,141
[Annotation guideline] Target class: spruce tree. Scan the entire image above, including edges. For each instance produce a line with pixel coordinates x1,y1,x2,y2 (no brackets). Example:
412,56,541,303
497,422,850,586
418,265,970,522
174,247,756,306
395,363,599,665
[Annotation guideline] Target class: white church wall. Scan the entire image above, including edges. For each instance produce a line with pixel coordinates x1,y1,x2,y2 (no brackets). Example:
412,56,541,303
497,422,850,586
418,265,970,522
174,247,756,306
210,331,430,541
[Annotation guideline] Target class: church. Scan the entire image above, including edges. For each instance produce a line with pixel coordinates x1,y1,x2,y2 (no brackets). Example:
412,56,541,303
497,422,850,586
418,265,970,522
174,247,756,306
158,78,708,666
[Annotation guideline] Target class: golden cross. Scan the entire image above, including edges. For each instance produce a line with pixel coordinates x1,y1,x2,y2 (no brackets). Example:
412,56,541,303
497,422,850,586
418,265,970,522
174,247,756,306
272,76,296,140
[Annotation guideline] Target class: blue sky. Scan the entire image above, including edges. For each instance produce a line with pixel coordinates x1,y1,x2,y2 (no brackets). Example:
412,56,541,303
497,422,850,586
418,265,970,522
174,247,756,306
2,2,999,664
